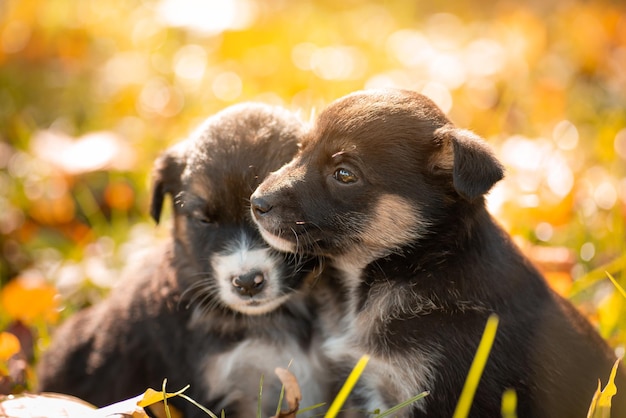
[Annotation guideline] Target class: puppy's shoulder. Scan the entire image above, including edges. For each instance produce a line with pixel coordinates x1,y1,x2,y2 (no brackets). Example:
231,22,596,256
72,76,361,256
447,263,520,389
109,241,179,305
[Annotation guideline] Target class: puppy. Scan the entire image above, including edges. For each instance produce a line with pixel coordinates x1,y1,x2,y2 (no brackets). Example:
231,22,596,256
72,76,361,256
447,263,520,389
37,103,330,417
250,89,626,418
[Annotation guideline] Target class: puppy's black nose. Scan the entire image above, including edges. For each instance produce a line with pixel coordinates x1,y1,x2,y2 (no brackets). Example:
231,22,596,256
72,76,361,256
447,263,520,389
251,196,272,217
232,270,265,297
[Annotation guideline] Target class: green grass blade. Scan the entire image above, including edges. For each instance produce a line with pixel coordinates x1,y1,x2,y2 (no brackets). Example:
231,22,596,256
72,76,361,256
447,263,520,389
606,271,626,299
375,391,430,417
569,254,626,297
171,384,191,397
501,389,518,418
275,380,286,416
73,182,110,236
452,314,500,418
258,373,264,418
162,378,172,418
296,402,327,415
325,354,370,418
177,394,220,418
276,359,294,415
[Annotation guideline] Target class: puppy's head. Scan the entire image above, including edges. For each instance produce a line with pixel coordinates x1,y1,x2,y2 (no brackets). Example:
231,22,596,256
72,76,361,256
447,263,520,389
151,103,315,316
250,89,504,268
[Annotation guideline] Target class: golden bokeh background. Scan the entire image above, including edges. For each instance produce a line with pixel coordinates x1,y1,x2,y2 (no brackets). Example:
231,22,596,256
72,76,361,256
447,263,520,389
0,0,625,390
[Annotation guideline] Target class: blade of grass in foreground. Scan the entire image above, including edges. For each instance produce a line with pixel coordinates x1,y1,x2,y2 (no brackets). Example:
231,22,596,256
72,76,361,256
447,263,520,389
258,374,264,418
176,393,220,418
275,360,294,416
162,379,172,418
375,391,430,417
296,402,327,415
137,382,190,408
452,314,500,418
500,389,518,418
325,354,370,418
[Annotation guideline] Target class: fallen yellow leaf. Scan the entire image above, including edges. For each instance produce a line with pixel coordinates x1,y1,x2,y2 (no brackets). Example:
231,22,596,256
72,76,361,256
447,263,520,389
137,388,181,408
587,358,621,418
596,359,620,409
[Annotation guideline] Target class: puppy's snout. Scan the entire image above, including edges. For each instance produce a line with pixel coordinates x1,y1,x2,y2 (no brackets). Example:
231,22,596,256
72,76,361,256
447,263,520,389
232,270,266,297
251,196,272,218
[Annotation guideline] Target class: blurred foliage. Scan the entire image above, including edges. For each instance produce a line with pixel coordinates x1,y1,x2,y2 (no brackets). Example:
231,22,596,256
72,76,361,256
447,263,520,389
0,0,625,394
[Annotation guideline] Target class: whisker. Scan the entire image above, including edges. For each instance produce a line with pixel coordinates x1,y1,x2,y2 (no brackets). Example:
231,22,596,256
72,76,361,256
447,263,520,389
179,278,223,313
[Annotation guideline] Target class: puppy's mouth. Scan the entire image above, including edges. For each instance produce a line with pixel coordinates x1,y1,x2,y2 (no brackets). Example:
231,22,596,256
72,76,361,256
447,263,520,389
209,241,298,316
251,197,325,255
230,291,292,316
256,221,331,258
257,225,299,254
225,268,289,315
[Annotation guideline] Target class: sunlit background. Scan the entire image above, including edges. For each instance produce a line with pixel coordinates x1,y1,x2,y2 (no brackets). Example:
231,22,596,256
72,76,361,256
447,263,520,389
0,0,625,391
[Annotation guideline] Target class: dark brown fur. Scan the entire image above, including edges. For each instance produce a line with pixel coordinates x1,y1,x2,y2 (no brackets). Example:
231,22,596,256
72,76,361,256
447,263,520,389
250,89,626,417
37,103,331,417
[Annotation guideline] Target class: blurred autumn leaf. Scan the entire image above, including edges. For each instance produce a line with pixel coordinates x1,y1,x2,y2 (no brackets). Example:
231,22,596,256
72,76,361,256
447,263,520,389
0,332,20,362
0,275,59,326
0,0,625,396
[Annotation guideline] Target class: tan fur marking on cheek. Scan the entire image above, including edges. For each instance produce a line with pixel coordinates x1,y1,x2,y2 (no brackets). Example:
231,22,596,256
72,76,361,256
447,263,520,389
174,215,186,236
360,194,425,252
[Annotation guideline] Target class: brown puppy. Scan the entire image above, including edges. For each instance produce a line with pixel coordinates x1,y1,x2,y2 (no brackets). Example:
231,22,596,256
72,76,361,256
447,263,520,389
37,103,330,417
250,89,626,417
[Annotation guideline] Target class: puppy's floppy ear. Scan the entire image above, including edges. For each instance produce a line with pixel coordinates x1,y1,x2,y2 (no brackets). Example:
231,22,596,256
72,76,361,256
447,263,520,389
432,125,504,201
150,142,188,224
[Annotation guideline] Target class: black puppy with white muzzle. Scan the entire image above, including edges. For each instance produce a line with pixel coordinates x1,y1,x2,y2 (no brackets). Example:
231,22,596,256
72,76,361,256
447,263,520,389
250,89,626,417
37,103,330,417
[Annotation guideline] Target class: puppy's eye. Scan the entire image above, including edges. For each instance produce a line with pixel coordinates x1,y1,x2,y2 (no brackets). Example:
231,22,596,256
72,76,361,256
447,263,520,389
189,211,213,225
333,168,358,184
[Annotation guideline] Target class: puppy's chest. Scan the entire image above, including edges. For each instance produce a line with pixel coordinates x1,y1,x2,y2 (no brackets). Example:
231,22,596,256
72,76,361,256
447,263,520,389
200,338,304,383
198,337,327,415
323,289,436,358
341,277,433,348
324,327,438,414
321,269,442,411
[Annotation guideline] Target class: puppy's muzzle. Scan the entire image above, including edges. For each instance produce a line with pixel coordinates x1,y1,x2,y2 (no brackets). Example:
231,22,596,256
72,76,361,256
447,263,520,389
232,269,266,297
250,192,299,253
251,196,272,218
